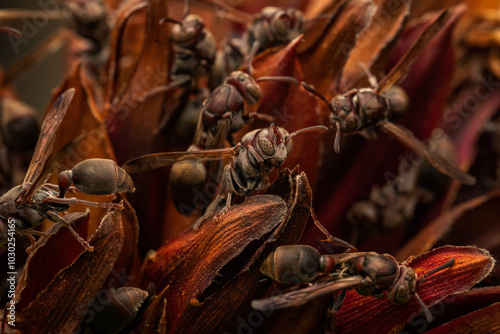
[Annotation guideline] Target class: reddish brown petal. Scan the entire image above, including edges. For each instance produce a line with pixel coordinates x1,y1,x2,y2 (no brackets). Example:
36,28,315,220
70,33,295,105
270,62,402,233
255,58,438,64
104,0,171,163
335,246,495,334
15,211,91,311
425,302,500,334
338,0,411,91
13,209,124,333
169,169,314,333
299,0,375,93
104,195,140,288
140,195,287,331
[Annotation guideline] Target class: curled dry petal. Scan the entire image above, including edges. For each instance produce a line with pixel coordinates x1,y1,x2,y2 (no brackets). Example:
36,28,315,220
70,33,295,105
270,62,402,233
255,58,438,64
140,195,288,331
335,245,495,334
140,168,313,333
12,209,124,333
338,0,411,91
299,0,375,93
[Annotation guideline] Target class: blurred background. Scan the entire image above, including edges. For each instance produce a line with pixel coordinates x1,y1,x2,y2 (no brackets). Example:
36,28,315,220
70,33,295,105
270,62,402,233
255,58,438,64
0,1,64,113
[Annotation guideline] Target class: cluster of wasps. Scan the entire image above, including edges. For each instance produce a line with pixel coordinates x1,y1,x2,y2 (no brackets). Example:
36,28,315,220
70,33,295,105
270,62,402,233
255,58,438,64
0,0,475,330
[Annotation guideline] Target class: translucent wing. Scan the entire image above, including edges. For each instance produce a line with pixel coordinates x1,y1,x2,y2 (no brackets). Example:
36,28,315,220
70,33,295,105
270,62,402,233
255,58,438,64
22,88,75,200
376,9,450,93
0,25,21,36
251,276,364,311
122,147,237,174
190,0,252,25
379,121,476,185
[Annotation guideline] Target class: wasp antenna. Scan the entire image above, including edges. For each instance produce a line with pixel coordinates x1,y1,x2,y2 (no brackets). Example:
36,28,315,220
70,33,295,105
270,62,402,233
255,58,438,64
256,76,298,85
417,258,455,286
285,125,328,144
415,292,433,323
160,17,182,25
301,82,335,114
334,121,342,154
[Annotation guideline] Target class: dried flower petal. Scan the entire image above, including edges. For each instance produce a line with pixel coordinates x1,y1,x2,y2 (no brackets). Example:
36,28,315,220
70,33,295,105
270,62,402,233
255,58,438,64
13,209,124,333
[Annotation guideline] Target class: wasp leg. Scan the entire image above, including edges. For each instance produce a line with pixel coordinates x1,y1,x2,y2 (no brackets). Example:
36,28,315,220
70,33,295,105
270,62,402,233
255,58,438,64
47,211,94,251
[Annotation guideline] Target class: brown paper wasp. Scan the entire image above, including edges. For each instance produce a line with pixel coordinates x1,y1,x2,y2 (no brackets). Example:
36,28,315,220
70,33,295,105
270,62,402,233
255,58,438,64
0,89,134,251
301,9,475,185
252,245,454,322
123,125,327,217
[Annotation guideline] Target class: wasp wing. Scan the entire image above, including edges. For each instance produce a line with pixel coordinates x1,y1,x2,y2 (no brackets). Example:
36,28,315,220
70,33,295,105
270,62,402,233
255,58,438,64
376,9,450,94
251,276,364,311
21,88,75,200
122,147,237,174
379,121,476,185
191,0,252,25
3,30,69,86
0,25,21,36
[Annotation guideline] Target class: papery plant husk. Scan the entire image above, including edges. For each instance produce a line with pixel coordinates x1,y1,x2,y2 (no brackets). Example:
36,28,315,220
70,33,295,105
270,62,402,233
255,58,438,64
103,0,175,252
139,167,314,333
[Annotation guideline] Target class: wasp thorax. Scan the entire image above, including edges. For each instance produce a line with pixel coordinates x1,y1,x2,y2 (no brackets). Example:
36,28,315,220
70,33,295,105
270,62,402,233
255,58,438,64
225,71,261,104
353,253,400,297
171,14,204,45
260,245,325,284
387,265,417,305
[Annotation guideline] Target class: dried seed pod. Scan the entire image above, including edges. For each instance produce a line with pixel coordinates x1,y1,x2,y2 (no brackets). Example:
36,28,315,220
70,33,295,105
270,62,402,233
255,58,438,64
58,158,135,198
260,245,335,284
87,286,154,334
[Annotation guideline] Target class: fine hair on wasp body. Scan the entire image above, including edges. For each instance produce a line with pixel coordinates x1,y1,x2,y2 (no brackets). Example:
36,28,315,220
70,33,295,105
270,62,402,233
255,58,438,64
253,245,455,323
0,89,135,252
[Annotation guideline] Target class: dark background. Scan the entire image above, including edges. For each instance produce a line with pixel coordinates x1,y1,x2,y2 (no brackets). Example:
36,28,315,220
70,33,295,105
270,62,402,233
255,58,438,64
0,1,65,114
